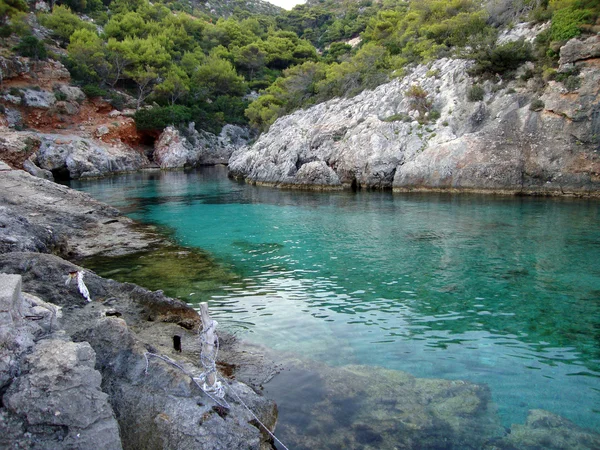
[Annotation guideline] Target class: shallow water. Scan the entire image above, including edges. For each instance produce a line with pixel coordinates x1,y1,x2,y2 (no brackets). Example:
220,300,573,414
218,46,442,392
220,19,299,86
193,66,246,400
71,166,600,440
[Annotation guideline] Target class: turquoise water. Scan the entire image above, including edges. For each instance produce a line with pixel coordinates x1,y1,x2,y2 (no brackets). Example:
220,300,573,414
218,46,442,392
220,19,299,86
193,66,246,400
71,166,600,435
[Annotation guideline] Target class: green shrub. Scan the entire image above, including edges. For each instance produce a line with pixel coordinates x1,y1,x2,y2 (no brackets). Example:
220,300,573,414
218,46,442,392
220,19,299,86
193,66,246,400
428,109,441,122
467,84,485,102
529,99,545,111
555,67,581,91
550,6,592,41
563,75,581,91
405,84,431,115
470,39,533,77
39,5,96,42
14,35,48,60
382,113,410,122
134,105,192,131
54,90,68,101
82,84,107,98
108,92,126,111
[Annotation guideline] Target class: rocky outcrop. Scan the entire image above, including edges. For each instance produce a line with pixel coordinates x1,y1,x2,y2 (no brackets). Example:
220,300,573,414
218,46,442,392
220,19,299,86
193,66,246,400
0,164,161,258
0,56,70,84
0,165,279,449
229,34,600,195
0,252,278,450
154,123,250,169
0,273,122,449
34,133,150,179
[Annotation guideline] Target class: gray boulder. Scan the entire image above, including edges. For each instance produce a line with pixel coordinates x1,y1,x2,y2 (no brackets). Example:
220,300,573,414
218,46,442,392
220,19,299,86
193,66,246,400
0,272,122,450
22,89,56,108
35,133,150,179
54,84,86,103
559,35,600,66
154,124,251,169
3,339,123,450
23,157,54,180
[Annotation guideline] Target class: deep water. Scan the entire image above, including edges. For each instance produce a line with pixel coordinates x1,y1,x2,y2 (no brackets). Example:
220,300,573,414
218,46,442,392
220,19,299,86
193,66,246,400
71,166,600,441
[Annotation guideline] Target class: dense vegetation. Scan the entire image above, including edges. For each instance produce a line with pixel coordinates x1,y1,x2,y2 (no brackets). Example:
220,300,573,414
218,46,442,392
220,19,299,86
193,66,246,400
1,0,598,133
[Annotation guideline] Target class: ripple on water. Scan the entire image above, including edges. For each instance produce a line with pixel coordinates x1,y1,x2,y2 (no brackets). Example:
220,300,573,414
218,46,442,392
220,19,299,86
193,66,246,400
74,167,600,439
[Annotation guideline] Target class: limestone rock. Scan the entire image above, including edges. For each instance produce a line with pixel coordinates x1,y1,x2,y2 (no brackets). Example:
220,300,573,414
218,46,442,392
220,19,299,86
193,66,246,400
35,133,149,179
0,168,160,258
0,56,30,79
496,21,549,45
498,409,600,449
51,100,79,116
230,48,600,195
153,126,191,168
22,157,53,180
54,84,85,103
0,131,41,169
96,125,110,137
0,252,279,450
4,108,23,129
3,339,123,450
264,360,504,449
293,160,341,187
154,124,251,169
559,35,600,66
22,89,56,109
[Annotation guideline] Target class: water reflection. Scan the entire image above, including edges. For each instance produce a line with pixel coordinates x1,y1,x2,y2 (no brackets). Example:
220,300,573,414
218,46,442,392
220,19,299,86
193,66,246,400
73,166,600,432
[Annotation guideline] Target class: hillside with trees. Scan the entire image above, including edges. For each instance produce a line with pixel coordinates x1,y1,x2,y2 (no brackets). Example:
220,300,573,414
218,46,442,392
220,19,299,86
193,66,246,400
1,0,599,135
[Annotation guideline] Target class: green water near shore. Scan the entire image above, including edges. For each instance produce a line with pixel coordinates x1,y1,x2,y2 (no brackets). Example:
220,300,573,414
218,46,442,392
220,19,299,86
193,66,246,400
72,166,600,440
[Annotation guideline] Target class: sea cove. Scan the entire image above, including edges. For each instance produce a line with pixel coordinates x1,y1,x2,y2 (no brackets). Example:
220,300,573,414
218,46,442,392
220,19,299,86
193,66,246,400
71,166,600,446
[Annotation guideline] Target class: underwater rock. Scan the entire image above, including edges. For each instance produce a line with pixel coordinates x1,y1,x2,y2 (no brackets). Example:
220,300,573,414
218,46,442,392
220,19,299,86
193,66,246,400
264,360,505,449
495,409,600,450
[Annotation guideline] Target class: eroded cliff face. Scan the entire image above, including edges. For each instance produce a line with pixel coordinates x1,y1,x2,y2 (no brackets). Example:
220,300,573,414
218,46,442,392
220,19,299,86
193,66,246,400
229,34,600,195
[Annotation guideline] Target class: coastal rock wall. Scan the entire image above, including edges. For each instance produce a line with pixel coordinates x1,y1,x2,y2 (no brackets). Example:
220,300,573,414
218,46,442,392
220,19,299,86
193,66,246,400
229,35,600,195
154,123,251,169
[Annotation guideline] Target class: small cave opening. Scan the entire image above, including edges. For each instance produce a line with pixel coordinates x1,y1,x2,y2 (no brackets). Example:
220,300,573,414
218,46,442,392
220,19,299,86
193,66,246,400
351,178,359,192
51,166,71,182
137,130,159,161
172,335,182,352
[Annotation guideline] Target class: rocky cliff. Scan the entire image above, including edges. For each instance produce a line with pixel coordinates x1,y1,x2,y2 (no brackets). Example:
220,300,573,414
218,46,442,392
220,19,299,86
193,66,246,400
229,33,600,196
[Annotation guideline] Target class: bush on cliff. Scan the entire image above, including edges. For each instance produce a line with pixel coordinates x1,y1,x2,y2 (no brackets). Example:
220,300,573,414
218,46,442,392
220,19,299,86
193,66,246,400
469,38,533,77
134,105,192,131
14,35,47,60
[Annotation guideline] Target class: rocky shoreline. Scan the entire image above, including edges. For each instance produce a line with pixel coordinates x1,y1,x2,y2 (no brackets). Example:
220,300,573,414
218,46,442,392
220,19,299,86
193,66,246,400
0,162,278,449
229,33,600,196
2,162,600,448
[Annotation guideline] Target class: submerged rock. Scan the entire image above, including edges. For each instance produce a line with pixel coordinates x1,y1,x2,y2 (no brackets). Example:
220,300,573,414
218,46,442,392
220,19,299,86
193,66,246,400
230,34,600,196
494,409,600,450
264,359,504,449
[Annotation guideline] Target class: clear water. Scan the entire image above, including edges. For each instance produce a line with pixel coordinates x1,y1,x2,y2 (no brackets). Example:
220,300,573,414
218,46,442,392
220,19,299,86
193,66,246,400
71,166,600,435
